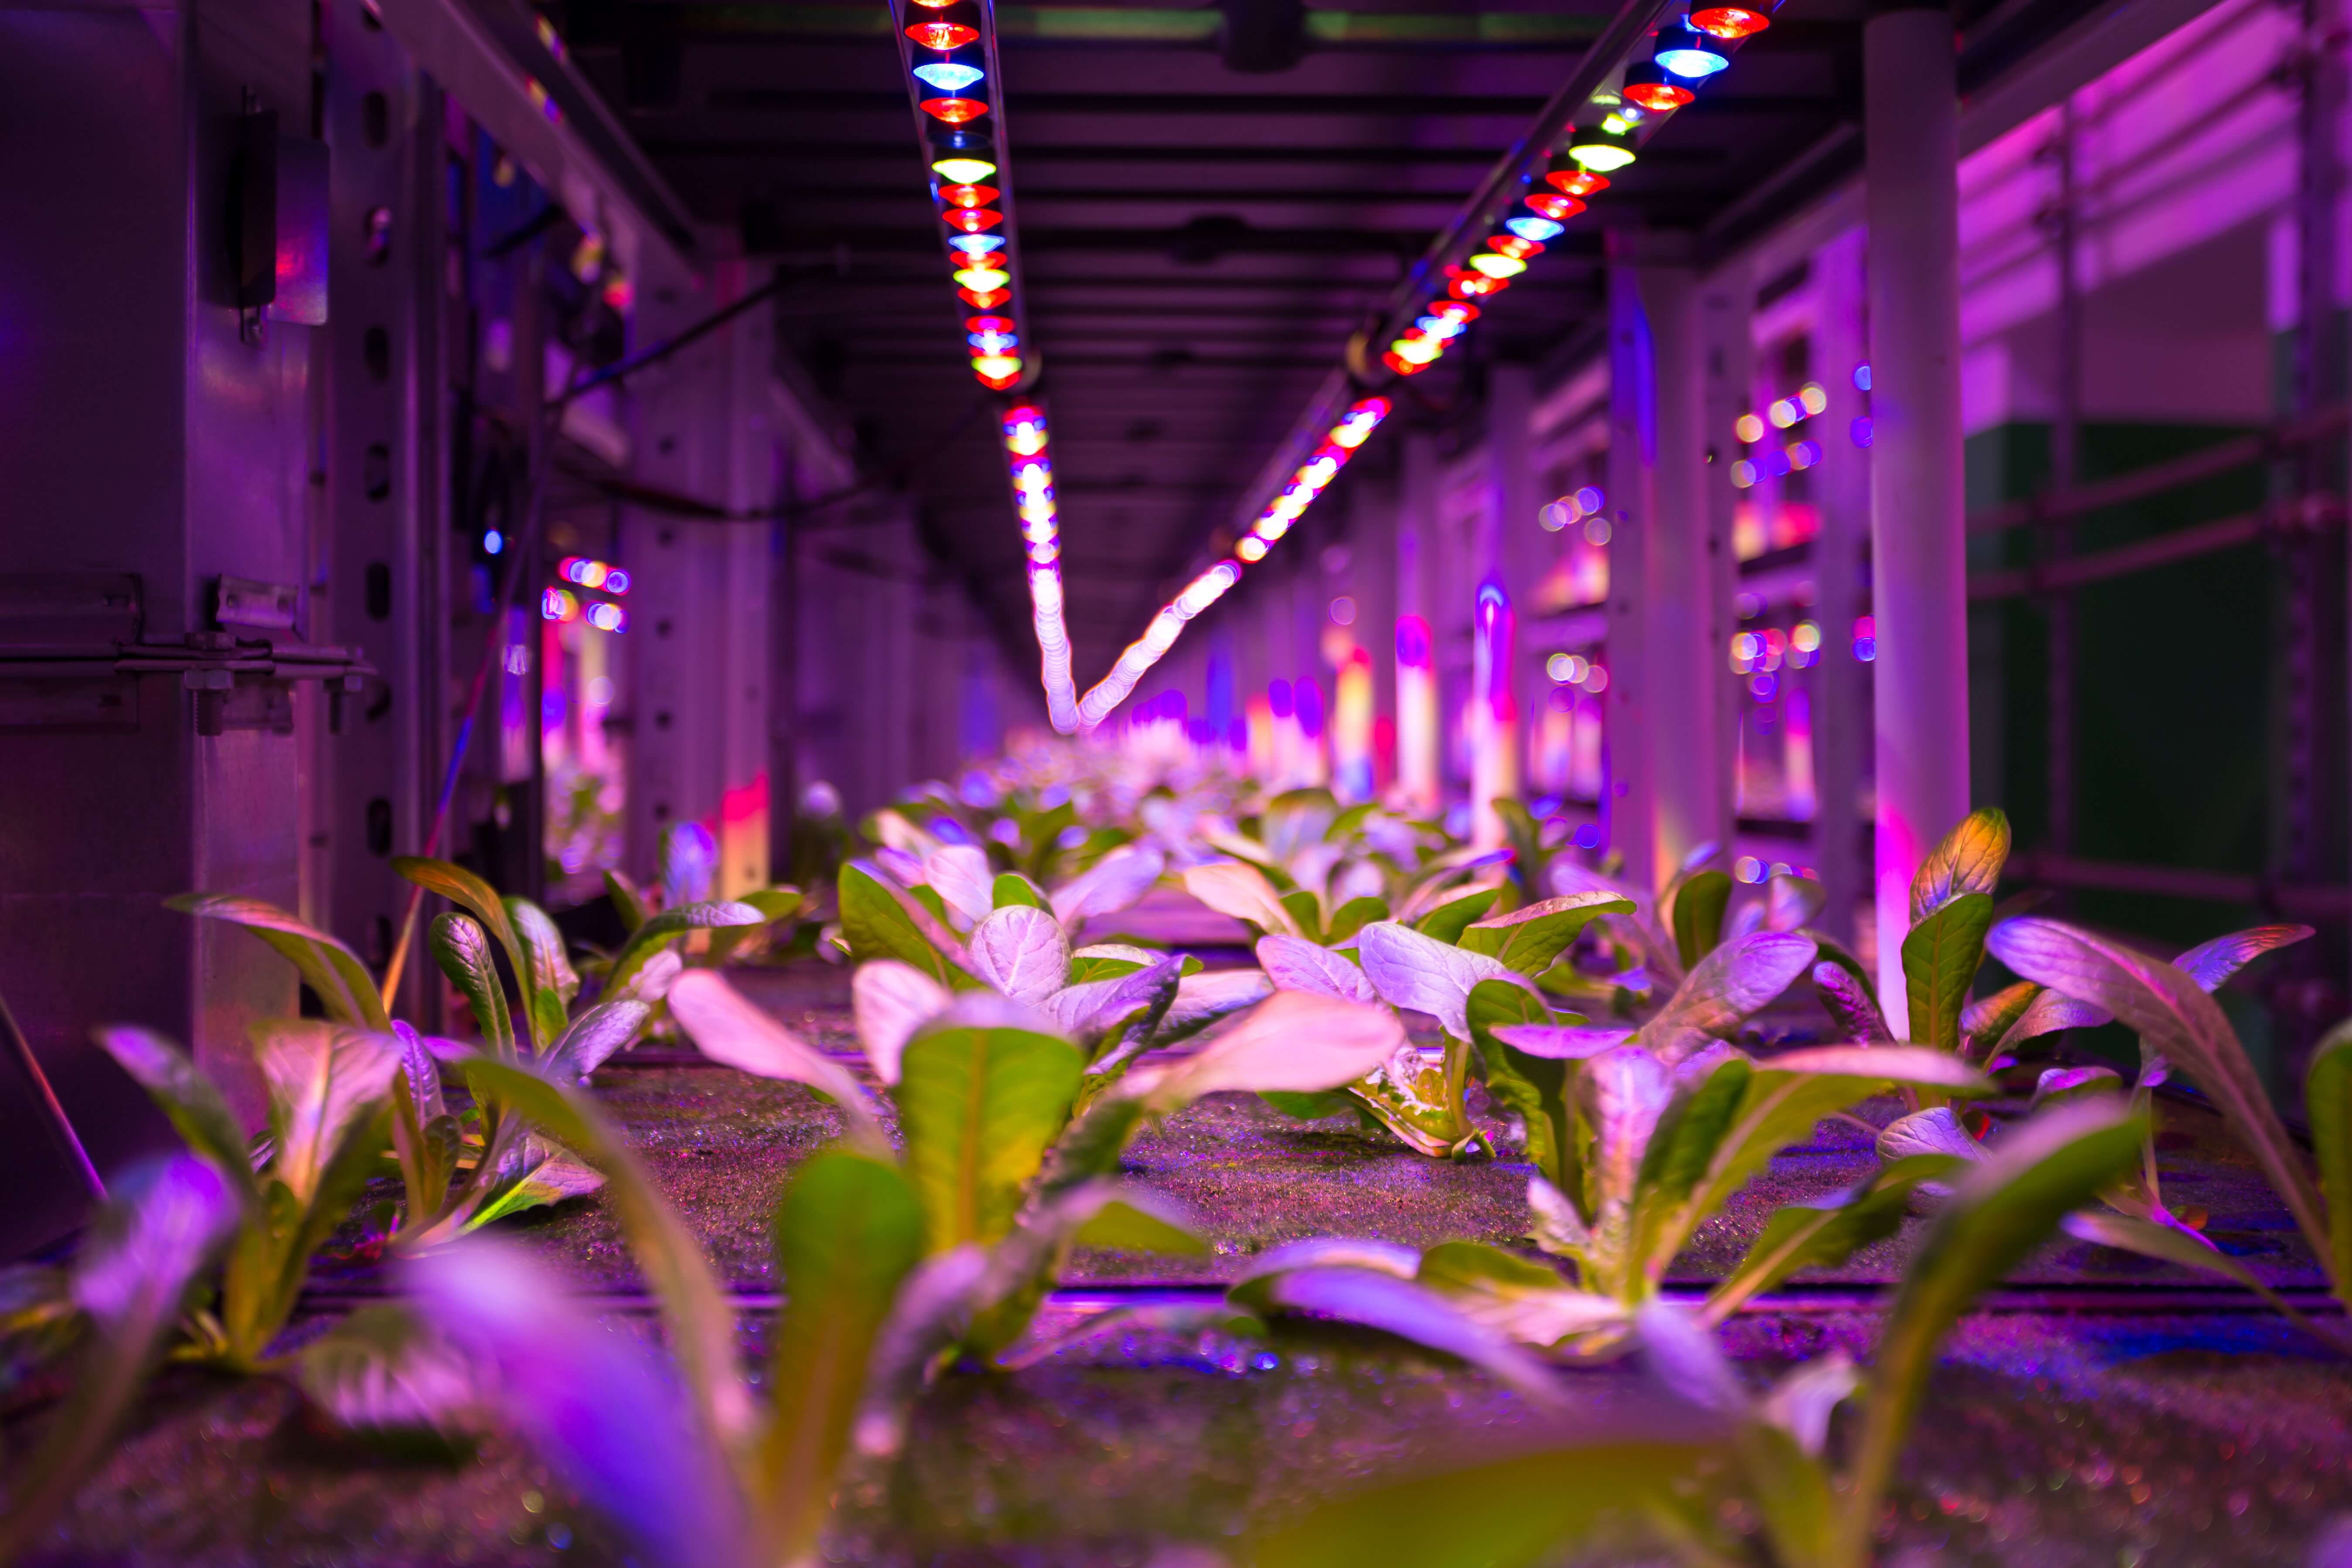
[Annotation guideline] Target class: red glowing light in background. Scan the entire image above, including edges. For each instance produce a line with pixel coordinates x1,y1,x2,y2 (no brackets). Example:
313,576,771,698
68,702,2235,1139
920,97,988,124
943,208,1004,232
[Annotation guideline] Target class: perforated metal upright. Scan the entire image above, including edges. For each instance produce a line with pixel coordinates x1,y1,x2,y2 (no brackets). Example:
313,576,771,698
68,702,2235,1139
317,0,447,1022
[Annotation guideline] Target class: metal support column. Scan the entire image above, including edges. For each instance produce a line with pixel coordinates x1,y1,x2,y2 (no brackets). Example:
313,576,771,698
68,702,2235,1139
1396,430,1441,812
1701,259,1749,873
1604,234,1721,889
1865,3,1970,1025
1479,364,1537,841
1811,229,1872,944
1605,246,1657,892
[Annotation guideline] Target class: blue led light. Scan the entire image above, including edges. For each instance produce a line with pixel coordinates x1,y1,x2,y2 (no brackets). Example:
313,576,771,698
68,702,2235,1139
1853,362,1872,392
1505,216,1565,242
1655,23,1730,78
912,62,985,93
948,234,1006,254
969,331,1019,353
484,529,504,555
1415,314,1466,339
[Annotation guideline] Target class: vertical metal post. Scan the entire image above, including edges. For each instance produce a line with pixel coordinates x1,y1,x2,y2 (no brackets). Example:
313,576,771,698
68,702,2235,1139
1639,249,1723,876
1701,259,1750,874
1605,247,1657,893
1396,430,1441,811
1865,3,1970,1026
1811,229,1871,944
1481,364,1536,841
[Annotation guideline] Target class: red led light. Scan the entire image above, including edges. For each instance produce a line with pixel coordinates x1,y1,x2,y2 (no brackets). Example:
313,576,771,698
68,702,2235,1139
908,0,958,7
1625,79,1695,111
967,314,1015,333
1490,235,1543,260
974,365,1022,390
1450,275,1506,300
1429,300,1479,324
939,184,999,208
920,96,988,124
905,20,977,48
1545,169,1610,197
1525,192,1586,221
1382,350,1429,377
958,286,1011,308
943,208,1003,233
1690,5,1771,38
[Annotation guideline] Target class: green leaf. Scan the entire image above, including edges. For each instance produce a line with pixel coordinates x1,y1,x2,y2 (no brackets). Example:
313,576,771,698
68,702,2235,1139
992,872,1048,910
968,905,1075,1004
1702,1156,1962,1323
1813,959,1892,1043
840,861,975,986
1415,886,1503,945
666,971,890,1146
1901,892,1995,1056
1907,808,2011,926
542,1000,654,1081
2174,924,2312,990
90,1027,259,1205
461,1140,606,1231
1180,861,1301,937
1670,870,1733,970
607,899,769,995
1740,1419,1839,1568
291,1302,485,1445
1326,895,1389,944
602,868,650,933
0,1156,238,1565
1838,1101,2142,1568
2307,1021,2352,1302
706,885,806,965
506,897,581,1005
392,857,528,1001
896,1012,1085,1251
1229,1265,1563,1403
1277,887,1325,943
762,1151,925,1560
252,1020,404,1208
1071,1196,1209,1254
1123,989,1406,1108
1464,892,1634,977
430,913,514,1057
457,1058,749,1446
1246,1440,1715,1568
167,893,391,1030
1465,979,1574,1192
1960,979,2038,1055
1636,931,1818,1064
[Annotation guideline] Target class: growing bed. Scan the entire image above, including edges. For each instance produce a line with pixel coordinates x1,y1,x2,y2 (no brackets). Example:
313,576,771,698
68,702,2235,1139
16,953,2349,1568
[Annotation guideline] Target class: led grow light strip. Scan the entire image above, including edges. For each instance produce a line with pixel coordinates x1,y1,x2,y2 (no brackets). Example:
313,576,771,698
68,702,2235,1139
1071,397,1390,729
1003,402,1079,730
889,0,1034,392
892,0,1088,729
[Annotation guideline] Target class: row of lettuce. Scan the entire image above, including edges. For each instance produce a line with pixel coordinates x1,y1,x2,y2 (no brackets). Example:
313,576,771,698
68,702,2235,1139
3,746,2349,1566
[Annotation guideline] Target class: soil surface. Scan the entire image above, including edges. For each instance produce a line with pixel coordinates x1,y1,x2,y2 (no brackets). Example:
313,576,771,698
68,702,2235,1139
13,953,2350,1566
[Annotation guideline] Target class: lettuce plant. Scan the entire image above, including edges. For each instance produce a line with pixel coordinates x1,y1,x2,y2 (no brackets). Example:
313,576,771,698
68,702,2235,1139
1981,916,2352,1328
0,1154,238,1564
404,974,1406,1567
172,855,759,1244
835,858,1269,1096
1245,1101,2146,1568
91,1021,405,1370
